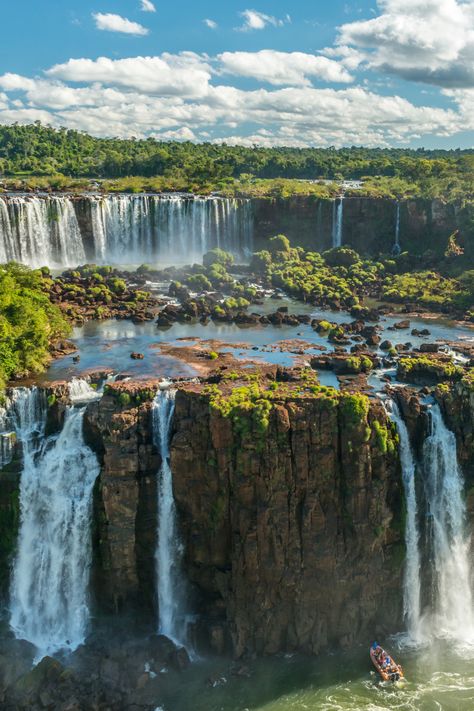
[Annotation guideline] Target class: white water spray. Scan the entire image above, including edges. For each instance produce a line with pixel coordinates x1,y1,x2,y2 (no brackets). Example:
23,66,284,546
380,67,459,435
386,400,422,643
9,383,101,659
152,387,188,646
0,195,254,267
422,404,474,643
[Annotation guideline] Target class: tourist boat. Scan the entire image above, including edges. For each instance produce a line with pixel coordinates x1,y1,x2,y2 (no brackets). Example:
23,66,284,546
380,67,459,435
370,644,404,683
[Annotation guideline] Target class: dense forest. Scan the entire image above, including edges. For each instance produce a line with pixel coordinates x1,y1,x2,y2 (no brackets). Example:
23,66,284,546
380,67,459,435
0,123,473,200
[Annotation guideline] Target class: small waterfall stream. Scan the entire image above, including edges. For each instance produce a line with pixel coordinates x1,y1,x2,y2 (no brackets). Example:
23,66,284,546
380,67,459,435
332,197,344,248
422,404,474,642
9,381,101,659
386,400,422,642
152,387,188,647
393,202,401,255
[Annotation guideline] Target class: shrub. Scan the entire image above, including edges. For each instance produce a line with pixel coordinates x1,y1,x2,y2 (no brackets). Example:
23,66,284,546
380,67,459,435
203,248,234,269
323,247,360,268
269,234,291,255
118,392,131,406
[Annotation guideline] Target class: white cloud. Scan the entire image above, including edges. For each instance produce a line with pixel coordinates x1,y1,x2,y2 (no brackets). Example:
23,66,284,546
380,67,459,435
140,0,156,11
218,50,353,86
338,0,474,88
0,108,56,125
46,54,212,98
153,126,198,140
0,73,36,92
204,19,218,29
0,44,471,146
236,9,287,32
92,12,149,36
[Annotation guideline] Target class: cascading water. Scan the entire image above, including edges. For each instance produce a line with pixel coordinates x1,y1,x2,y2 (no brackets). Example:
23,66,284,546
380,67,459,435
9,381,101,659
386,400,422,643
0,400,16,469
0,194,254,267
332,197,344,248
393,201,401,255
152,387,188,647
422,404,474,643
0,196,85,268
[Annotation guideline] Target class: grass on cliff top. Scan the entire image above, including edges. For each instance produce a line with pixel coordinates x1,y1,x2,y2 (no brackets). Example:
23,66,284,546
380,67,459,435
203,372,397,456
204,370,371,436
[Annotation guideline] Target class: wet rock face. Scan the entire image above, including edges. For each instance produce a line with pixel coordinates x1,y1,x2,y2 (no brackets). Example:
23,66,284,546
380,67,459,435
0,630,186,711
84,388,160,614
170,388,404,657
251,197,473,257
437,383,474,486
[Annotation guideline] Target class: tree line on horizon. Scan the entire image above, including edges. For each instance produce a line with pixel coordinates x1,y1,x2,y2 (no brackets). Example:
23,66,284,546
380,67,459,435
0,122,473,183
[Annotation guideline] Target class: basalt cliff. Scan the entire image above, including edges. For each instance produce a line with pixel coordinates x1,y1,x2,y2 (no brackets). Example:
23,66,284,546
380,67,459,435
1,375,473,663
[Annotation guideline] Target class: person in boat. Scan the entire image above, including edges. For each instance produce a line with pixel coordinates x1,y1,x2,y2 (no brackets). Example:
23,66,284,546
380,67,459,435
372,642,384,664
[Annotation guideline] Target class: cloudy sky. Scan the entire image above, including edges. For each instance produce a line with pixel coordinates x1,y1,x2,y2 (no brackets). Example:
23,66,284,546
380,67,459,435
0,0,473,148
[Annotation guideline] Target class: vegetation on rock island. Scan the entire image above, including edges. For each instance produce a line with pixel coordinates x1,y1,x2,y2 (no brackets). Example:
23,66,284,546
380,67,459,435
397,355,464,385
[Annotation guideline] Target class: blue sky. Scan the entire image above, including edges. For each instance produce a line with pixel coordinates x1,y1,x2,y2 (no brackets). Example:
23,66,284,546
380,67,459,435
0,0,473,148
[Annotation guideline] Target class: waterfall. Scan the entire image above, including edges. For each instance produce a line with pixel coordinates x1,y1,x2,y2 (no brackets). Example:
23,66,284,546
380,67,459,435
316,200,323,248
9,382,101,659
0,196,85,268
332,197,344,248
0,401,16,469
386,400,422,642
422,404,474,643
0,194,253,267
152,387,188,647
395,202,400,248
393,202,401,255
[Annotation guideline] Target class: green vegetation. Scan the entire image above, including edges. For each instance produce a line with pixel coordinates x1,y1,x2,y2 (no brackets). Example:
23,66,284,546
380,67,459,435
49,264,156,322
245,237,474,319
339,393,370,426
382,271,472,312
251,243,384,309
203,373,381,452
0,263,70,389
343,356,375,374
1,124,473,202
373,420,397,455
398,356,464,384
118,393,132,407
461,368,474,391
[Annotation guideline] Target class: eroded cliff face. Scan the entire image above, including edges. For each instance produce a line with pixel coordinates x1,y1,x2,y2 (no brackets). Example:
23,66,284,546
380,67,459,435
4,378,472,658
437,384,474,477
251,197,473,256
83,385,160,615
0,379,406,656
170,385,404,657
